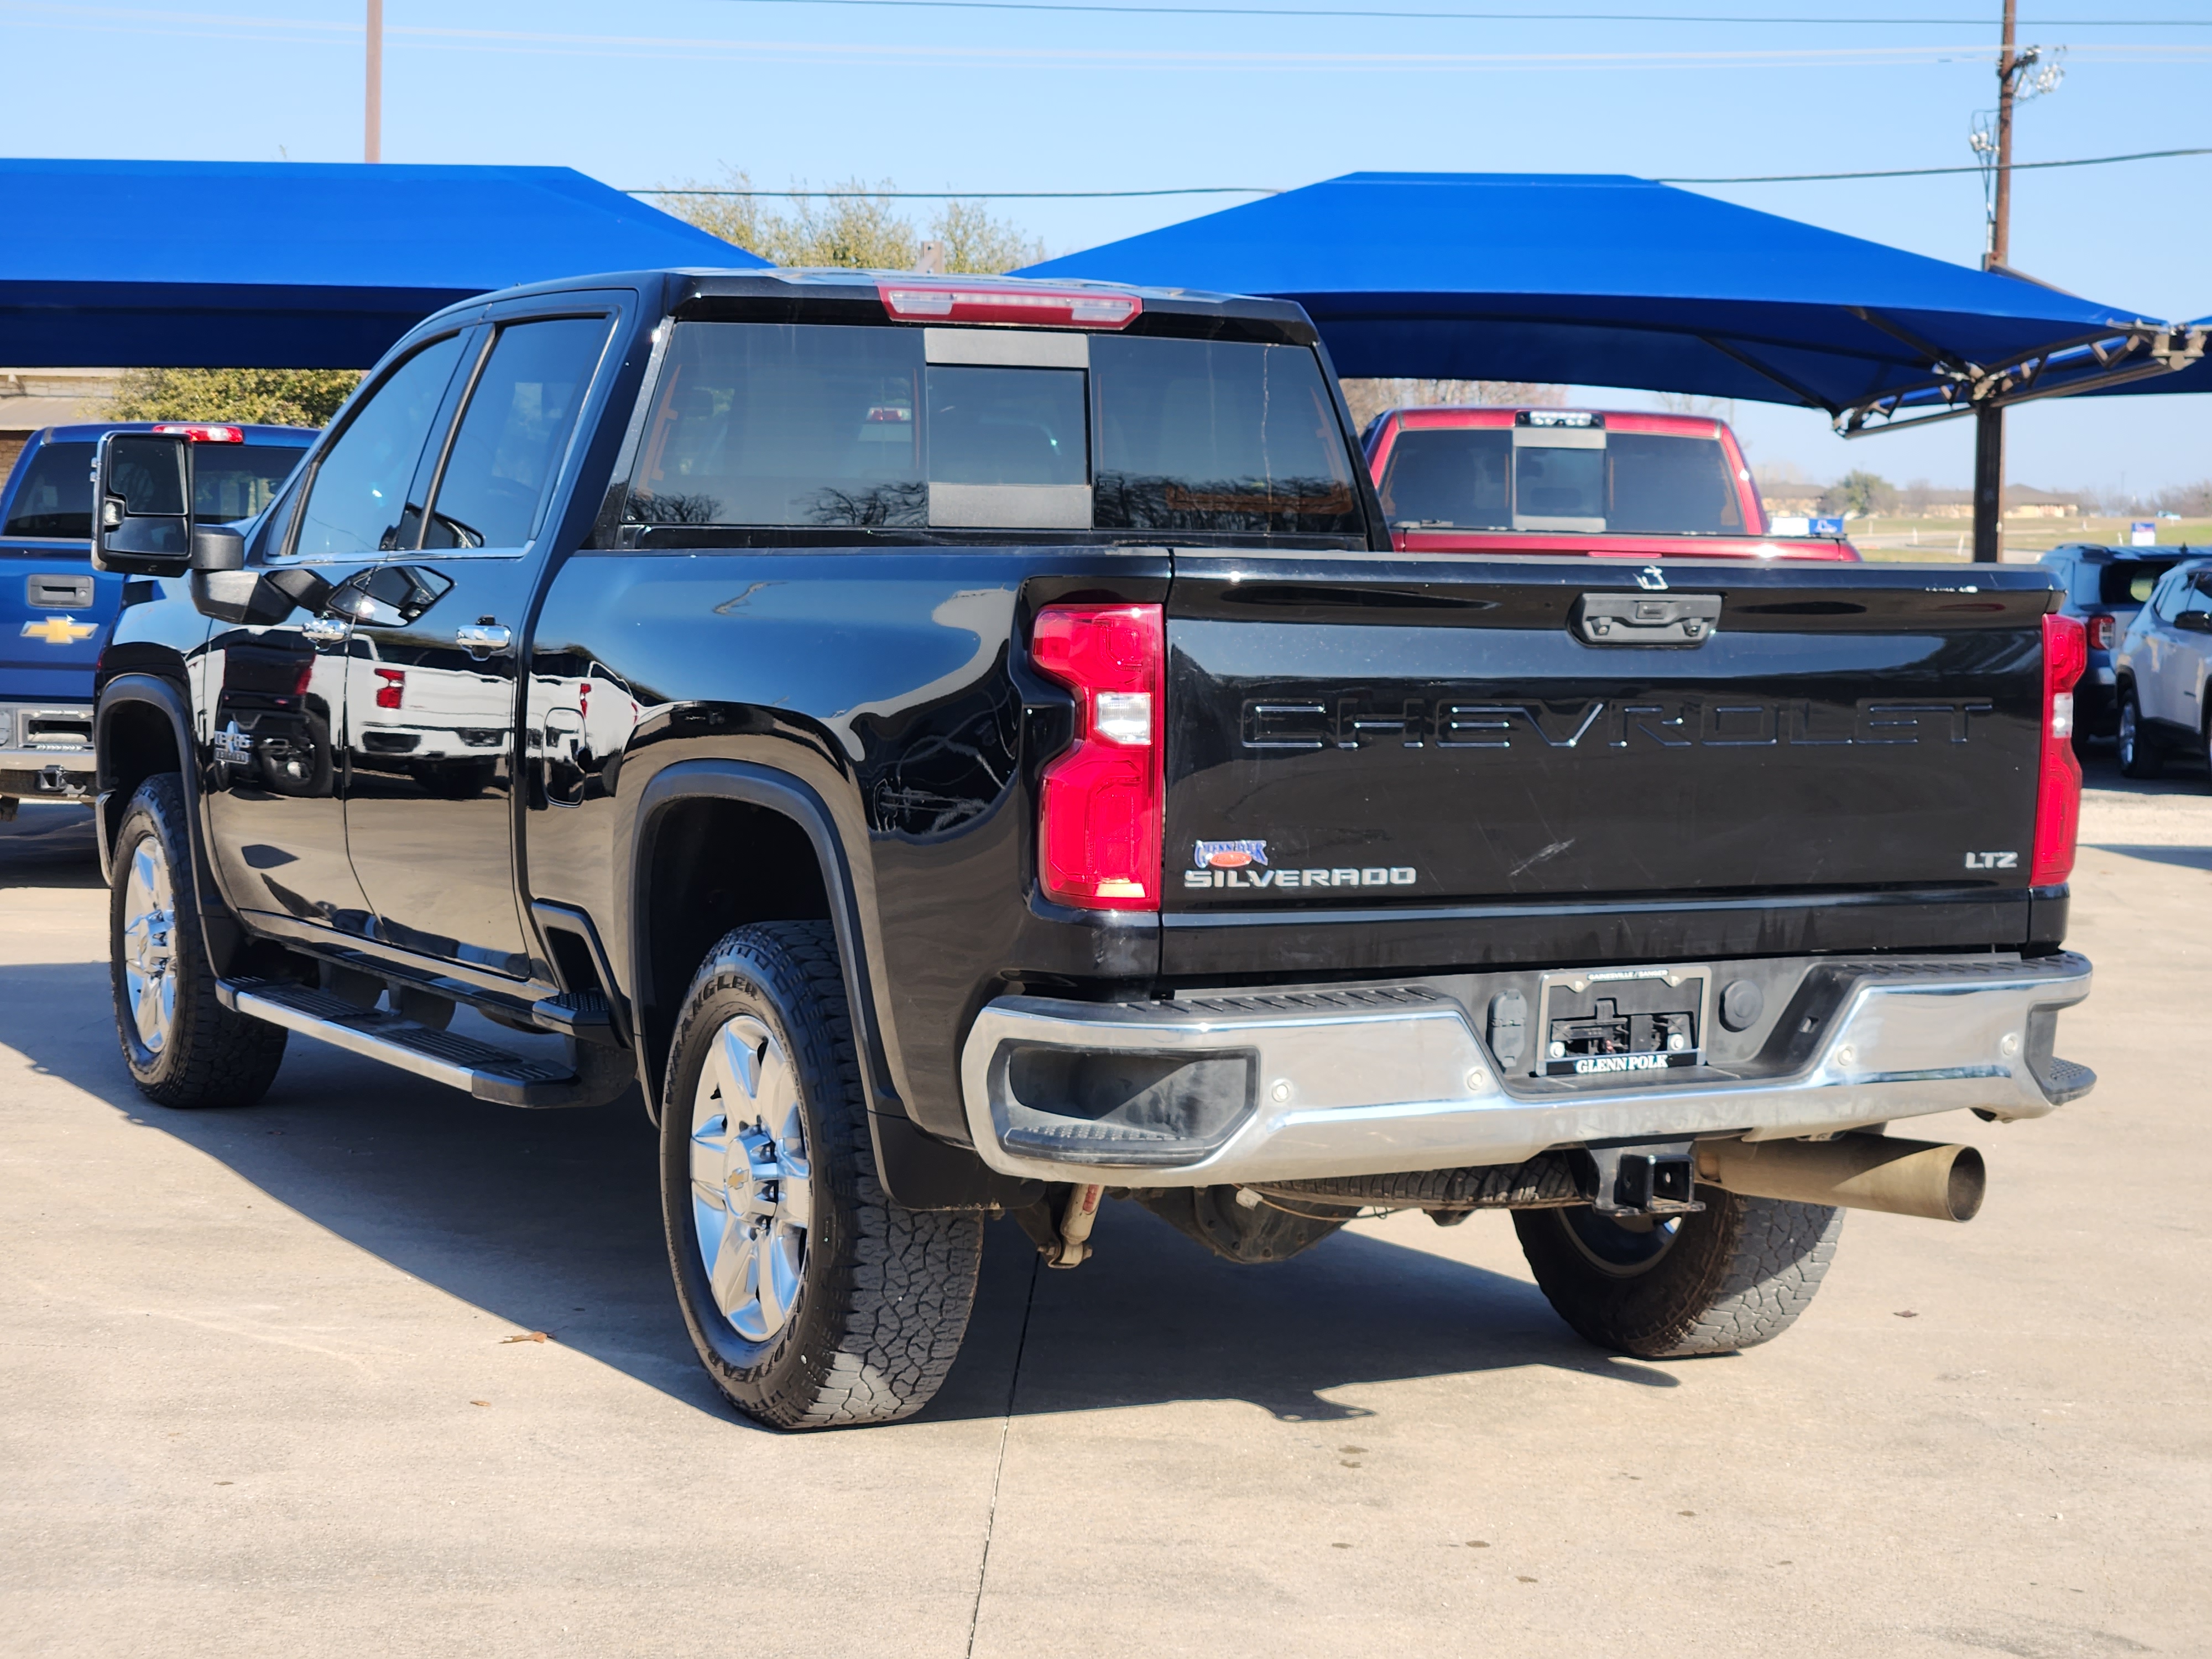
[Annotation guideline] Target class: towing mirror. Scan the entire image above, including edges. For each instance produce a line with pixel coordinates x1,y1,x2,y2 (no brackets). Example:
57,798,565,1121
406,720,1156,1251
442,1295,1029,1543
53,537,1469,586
91,431,193,574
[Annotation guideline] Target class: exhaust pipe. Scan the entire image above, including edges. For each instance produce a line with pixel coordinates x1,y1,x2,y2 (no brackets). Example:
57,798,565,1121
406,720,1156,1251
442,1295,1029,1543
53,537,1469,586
1697,1133,1985,1223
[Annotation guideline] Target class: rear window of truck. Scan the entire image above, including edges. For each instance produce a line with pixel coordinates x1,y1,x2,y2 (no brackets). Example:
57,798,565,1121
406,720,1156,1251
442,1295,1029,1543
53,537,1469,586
3,438,303,539
2095,558,2178,605
1379,427,1744,535
623,323,1361,535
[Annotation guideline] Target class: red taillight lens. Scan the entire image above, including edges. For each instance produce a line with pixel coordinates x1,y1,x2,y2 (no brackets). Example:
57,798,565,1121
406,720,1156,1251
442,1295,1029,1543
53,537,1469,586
374,667,405,710
877,281,1142,330
152,423,244,443
1030,603,1164,910
2031,612,2087,888
2085,613,2116,651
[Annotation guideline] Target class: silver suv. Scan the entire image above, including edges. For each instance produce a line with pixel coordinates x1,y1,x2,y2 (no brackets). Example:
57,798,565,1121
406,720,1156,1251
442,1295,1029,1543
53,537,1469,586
2113,554,2212,781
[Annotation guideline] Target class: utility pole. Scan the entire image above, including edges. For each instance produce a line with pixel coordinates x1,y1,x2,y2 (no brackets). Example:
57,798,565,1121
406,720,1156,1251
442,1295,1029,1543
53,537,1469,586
1971,0,2016,564
364,0,383,163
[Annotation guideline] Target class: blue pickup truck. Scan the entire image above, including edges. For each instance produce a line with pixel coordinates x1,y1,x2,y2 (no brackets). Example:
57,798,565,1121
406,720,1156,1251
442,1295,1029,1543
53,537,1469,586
2,421,313,812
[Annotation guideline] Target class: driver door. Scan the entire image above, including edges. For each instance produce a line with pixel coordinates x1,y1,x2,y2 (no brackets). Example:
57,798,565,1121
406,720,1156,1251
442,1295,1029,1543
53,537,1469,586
200,330,472,937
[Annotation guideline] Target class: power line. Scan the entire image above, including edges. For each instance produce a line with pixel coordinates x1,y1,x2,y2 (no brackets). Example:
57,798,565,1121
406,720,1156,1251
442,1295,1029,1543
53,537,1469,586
700,0,2212,23
633,148,2211,201
1660,145,2212,182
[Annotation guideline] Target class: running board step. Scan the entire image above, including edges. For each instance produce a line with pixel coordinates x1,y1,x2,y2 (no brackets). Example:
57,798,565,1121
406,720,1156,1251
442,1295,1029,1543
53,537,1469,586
218,978,587,1107
531,989,620,1046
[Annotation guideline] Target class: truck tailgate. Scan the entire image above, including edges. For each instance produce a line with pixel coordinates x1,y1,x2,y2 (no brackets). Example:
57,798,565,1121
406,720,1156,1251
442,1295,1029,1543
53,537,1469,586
1165,555,2055,914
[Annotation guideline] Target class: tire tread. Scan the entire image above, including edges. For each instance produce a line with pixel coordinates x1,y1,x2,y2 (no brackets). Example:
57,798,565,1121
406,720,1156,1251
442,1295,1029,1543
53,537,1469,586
111,774,286,1109
663,921,980,1429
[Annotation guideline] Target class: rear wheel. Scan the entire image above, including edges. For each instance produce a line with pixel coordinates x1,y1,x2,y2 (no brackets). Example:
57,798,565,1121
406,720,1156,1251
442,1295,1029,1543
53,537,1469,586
2118,688,2163,778
108,774,287,1108
660,921,983,1429
1513,1192,1843,1358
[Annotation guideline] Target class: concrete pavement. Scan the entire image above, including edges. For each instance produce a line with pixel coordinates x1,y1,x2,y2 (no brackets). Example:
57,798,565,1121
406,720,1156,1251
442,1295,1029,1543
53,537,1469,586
0,770,2205,1657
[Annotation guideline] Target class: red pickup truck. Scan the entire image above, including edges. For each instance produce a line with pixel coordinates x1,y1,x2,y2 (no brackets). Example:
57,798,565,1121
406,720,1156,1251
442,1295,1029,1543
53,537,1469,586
1363,406,1858,562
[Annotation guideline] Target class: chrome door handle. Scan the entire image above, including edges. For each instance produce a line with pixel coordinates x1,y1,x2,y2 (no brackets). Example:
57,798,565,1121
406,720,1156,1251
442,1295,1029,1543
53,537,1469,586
300,614,352,645
455,623,512,659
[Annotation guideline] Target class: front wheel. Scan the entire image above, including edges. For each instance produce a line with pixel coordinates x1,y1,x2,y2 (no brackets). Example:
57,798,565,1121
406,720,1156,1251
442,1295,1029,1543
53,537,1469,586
660,921,983,1429
1513,1192,1843,1358
108,774,287,1108
2118,688,2163,778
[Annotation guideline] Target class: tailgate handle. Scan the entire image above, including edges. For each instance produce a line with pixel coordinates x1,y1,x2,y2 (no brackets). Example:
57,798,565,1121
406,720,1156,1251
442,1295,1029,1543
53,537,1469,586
27,574,95,609
1574,593,1722,647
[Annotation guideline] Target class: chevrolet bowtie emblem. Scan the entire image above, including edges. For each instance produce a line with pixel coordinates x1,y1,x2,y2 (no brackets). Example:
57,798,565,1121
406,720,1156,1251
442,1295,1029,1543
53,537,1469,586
21,615,96,645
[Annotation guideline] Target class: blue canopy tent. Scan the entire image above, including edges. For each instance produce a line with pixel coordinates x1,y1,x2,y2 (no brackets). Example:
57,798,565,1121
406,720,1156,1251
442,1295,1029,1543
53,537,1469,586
1025,172,2201,436
1026,171,2204,559
0,158,764,369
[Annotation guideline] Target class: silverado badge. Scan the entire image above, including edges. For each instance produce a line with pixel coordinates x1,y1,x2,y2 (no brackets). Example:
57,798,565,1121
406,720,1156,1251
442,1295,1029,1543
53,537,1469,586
20,615,95,645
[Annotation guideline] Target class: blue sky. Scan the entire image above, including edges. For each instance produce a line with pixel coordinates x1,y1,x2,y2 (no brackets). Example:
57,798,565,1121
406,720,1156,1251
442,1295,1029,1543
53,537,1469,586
4,0,2209,495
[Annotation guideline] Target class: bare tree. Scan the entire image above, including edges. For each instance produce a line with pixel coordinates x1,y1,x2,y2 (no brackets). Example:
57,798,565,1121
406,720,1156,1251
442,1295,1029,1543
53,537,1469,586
1338,379,1568,432
656,170,1046,273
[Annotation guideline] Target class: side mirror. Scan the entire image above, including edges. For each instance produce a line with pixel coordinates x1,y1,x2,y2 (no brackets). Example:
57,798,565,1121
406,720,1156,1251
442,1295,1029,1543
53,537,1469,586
2174,609,2212,635
91,432,192,574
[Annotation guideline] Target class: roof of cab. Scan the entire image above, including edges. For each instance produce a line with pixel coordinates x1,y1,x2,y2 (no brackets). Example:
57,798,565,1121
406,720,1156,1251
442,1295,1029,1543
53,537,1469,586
398,265,1321,348
33,421,318,444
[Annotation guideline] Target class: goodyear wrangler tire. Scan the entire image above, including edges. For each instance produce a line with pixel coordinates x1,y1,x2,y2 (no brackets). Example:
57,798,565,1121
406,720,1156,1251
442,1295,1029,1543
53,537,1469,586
1512,1191,1844,1359
109,774,288,1109
660,921,983,1429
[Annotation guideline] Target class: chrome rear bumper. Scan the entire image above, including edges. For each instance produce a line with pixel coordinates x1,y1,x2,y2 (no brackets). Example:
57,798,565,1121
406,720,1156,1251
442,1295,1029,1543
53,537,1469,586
959,954,2094,1187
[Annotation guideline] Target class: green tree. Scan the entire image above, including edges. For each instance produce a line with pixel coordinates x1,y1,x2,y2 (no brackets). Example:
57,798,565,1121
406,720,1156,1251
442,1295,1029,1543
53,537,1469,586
655,171,1047,273
1825,469,1896,518
106,367,361,428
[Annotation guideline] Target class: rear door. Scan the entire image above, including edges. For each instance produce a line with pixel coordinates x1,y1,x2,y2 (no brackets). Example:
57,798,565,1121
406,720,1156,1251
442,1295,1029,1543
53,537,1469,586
1165,556,2051,914
2135,568,2190,728
340,306,618,978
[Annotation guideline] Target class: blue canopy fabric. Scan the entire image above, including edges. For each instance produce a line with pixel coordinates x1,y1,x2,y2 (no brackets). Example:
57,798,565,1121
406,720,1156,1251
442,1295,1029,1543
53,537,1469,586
1024,173,2175,415
0,158,763,368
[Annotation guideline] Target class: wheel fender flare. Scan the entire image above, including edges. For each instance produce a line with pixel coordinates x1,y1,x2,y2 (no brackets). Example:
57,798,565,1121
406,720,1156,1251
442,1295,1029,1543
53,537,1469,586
629,761,880,1098
95,674,197,880
625,760,1033,1212
96,671,253,979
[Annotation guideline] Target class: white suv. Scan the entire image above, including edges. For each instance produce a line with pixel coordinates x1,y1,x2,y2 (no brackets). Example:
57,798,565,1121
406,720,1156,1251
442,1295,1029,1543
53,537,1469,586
2114,555,2212,782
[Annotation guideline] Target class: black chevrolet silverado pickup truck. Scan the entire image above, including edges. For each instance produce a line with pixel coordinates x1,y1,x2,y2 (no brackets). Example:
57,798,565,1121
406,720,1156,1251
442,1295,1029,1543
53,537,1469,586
89,268,2096,1430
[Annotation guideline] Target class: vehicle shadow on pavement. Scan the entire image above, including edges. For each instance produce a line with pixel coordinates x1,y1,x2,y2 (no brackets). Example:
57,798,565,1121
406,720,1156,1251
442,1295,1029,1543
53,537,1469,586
0,804,103,889
3,957,1670,1430
2087,843,2212,870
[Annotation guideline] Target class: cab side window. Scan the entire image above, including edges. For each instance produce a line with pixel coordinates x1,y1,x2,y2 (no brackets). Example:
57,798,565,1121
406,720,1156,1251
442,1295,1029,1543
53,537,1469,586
422,317,609,551
292,333,468,559
2152,571,2191,622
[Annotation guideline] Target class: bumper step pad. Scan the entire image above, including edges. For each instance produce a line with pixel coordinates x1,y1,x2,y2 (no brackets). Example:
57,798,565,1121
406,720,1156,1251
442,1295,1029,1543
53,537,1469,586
218,978,585,1106
1253,1154,1584,1212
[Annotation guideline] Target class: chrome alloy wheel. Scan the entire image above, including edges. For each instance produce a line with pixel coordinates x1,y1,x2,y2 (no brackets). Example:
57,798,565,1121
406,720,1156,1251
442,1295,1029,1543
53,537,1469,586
120,835,179,1055
688,1015,813,1343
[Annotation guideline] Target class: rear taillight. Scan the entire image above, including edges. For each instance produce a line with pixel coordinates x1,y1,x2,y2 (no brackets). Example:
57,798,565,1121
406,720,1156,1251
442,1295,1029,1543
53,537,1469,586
2031,612,2087,888
877,281,1142,330
152,423,244,443
2085,613,2116,651
1030,604,1164,910
374,667,405,710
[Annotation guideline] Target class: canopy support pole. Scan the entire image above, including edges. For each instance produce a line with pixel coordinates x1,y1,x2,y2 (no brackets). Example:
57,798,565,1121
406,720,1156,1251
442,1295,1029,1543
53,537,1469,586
1972,403,2004,564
